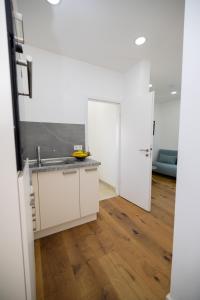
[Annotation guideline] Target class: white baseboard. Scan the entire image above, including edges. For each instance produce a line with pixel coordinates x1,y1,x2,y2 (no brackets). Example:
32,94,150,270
34,213,97,239
166,293,173,300
99,179,116,191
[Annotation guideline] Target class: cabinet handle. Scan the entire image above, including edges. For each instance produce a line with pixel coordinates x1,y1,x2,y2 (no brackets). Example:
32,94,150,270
33,220,36,232
30,197,35,207
85,167,97,172
62,170,77,175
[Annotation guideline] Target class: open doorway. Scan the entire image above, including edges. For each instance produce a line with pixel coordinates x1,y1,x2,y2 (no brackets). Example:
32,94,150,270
87,99,120,200
152,98,180,179
151,97,180,227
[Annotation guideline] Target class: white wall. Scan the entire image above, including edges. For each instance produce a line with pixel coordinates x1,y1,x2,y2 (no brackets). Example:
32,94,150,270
88,100,120,188
0,1,26,299
19,45,123,124
153,100,180,161
169,0,200,299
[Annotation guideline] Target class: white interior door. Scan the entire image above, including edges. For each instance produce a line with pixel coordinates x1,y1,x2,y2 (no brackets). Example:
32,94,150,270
120,92,154,211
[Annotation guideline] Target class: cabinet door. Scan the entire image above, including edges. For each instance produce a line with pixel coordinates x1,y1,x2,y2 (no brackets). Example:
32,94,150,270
80,167,99,217
38,169,80,230
32,173,40,231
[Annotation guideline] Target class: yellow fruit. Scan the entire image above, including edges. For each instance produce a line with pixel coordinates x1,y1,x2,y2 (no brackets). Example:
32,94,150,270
72,150,89,158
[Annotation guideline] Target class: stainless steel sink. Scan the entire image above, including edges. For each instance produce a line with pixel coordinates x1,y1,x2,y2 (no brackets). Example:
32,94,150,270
41,160,66,166
29,157,77,168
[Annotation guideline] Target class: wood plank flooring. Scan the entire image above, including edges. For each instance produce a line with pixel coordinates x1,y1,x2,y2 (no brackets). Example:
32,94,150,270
35,174,176,300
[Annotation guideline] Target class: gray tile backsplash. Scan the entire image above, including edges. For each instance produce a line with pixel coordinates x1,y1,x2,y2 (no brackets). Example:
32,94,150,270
20,121,85,160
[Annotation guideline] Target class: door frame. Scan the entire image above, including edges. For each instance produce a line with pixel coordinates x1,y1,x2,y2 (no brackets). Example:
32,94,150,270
86,97,121,195
148,91,155,211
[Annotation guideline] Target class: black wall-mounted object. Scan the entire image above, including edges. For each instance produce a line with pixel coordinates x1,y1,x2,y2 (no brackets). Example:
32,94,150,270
15,43,23,53
153,121,156,136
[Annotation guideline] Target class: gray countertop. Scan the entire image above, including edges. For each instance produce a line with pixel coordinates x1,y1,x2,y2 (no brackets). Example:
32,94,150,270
29,158,101,173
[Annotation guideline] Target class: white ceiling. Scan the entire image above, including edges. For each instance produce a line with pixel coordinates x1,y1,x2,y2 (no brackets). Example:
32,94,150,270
18,0,185,102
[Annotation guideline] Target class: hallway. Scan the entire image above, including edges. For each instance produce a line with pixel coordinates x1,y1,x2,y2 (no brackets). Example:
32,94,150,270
99,180,117,200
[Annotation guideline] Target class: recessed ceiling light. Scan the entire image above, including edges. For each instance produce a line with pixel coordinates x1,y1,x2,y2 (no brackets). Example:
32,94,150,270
135,36,146,46
46,0,61,5
171,91,177,95
149,83,153,88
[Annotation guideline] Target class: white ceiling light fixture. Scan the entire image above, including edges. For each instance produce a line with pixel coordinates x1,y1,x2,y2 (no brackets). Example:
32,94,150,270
171,91,177,95
135,36,146,46
46,0,61,5
149,83,153,88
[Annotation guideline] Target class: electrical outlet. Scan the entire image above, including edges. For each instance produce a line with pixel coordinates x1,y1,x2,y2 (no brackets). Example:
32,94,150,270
74,145,83,151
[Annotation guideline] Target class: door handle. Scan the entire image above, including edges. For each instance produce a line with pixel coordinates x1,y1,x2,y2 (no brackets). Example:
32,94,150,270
139,149,149,152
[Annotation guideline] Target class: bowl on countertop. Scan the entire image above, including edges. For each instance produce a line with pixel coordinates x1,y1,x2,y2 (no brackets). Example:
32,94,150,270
72,150,90,161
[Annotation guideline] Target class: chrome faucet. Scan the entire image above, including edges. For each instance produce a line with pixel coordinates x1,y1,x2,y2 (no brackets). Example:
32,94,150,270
36,145,42,167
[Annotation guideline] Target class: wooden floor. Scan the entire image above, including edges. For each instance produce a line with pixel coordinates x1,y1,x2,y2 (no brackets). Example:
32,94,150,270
35,174,176,300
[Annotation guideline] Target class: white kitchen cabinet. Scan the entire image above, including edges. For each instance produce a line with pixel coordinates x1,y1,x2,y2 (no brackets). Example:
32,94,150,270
18,162,36,300
38,169,80,230
80,167,99,217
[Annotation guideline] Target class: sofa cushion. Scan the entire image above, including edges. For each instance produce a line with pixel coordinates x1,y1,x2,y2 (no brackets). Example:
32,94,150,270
153,161,177,177
159,153,177,165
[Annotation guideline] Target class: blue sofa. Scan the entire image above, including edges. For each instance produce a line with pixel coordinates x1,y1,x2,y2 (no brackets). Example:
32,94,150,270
153,149,177,178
